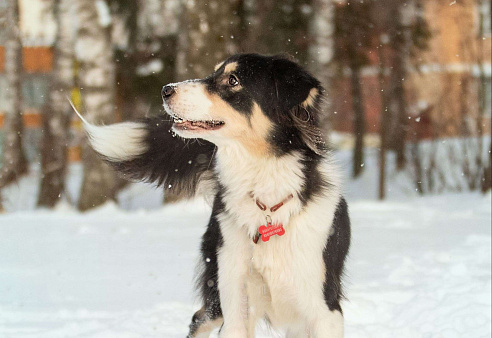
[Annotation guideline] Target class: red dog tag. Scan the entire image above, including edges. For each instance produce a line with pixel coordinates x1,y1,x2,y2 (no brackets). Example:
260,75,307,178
258,223,285,242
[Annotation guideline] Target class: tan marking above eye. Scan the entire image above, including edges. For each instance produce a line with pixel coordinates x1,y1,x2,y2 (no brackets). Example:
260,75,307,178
224,62,238,74
301,87,319,108
214,61,225,72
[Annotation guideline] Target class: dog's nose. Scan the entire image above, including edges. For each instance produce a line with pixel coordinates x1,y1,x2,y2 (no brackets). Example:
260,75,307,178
162,85,176,99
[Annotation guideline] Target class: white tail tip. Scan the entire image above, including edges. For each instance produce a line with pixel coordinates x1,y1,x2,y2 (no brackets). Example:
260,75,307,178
68,97,148,162
68,98,90,125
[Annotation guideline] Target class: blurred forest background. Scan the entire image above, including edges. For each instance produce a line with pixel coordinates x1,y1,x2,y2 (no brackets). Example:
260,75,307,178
0,0,490,211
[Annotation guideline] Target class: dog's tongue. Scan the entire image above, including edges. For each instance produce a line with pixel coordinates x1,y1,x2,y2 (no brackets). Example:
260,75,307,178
174,120,212,130
174,121,201,130
174,119,225,131
191,121,211,129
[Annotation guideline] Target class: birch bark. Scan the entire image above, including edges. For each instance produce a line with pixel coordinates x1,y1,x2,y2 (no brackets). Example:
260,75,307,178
76,0,117,211
38,0,74,207
0,0,28,190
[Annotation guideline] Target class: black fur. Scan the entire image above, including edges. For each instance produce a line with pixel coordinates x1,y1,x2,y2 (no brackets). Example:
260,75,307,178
106,116,216,198
298,150,332,205
323,197,351,313
196,192,224,319
188,193,224,337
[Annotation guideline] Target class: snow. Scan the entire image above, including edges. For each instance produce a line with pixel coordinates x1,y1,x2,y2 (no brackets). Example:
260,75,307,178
345,194,491,337
0,150,490,337
0,200,208,338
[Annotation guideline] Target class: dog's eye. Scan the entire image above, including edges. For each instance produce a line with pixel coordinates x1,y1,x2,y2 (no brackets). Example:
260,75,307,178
228,75,239,87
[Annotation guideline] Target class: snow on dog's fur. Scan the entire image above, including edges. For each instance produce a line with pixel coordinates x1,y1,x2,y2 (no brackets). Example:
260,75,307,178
78,53,351,337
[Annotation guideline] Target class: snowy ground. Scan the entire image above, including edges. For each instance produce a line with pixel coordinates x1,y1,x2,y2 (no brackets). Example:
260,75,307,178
0,149,490,337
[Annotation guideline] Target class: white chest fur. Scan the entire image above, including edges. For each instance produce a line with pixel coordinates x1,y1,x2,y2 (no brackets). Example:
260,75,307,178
214,145,343,335
215,145,306,238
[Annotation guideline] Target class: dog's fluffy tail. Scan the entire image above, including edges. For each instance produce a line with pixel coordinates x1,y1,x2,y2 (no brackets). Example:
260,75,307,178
70,100,148,162
70,100,216,198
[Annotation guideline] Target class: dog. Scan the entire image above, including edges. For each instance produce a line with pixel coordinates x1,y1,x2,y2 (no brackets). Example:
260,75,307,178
78,53,351,337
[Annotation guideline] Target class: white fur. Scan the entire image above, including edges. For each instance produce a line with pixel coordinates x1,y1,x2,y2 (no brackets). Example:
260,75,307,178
70,100,148,161
216,145,306,238
215,143,344,338
85,122,148,161
163,80,214,123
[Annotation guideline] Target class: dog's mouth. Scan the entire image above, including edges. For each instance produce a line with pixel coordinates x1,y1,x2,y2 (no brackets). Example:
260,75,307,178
171,114,225,131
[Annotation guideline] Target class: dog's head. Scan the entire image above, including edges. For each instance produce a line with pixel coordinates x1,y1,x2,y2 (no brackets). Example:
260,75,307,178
74,54,328,197
162,54,326,156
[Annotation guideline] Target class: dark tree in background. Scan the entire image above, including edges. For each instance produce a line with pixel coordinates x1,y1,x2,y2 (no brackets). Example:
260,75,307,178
383,0,430,171
245,0,313,66
110,0,179,120
308,0,335,134
476,0,491,192
110,0,140,121
0,0,27,192
334,1,373,178
38,0,74,207
176,0,240,80
377,40,391,200
387,0,410,170
332,0,430,183
374,0,430,197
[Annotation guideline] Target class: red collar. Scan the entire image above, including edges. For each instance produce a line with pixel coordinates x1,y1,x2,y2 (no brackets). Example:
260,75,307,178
252,193,294,244
254,194,294,213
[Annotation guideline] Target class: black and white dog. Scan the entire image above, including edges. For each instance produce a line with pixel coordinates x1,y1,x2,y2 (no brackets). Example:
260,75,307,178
78,54,351,337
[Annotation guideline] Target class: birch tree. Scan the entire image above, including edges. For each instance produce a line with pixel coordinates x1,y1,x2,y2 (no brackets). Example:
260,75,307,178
76,0,117,211
309,0,334,134
37,0,74,207
0,0,28,191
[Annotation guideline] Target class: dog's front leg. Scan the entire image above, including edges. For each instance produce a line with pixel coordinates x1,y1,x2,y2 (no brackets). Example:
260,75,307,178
217,232,250,338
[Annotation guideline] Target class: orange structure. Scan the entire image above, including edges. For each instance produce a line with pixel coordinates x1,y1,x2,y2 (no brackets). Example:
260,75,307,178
0,46,53,73
0,46,53,128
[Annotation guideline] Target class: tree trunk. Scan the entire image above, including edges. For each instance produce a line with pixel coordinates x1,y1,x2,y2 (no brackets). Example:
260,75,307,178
37,0,74,208
391,49,409,170
388,1,410,171
0,0,28,190
114,0,138,121
309,0,334,133
76,0,118,211
351,63,365,178
377,46,389,200
476,0,490,193
176,0,240,80
482,141,492,193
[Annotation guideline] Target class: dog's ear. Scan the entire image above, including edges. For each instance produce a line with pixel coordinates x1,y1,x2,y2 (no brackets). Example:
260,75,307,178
272,57,322,112
289,103,326,155
272,57,326,154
